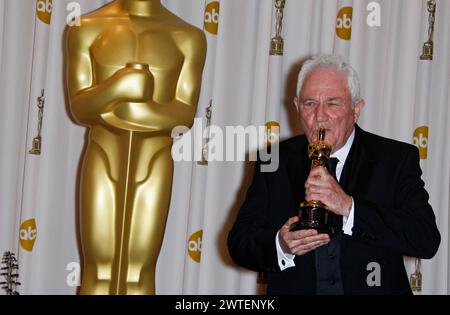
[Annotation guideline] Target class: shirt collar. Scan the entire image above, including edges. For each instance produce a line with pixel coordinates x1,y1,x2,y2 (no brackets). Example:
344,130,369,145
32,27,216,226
331,127,355,165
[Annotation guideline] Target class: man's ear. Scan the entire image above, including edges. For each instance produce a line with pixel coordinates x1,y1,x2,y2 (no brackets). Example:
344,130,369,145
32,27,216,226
294,96,299,112
353,99,365,122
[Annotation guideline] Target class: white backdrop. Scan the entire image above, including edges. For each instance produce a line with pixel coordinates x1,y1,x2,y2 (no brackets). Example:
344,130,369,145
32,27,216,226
0,0,449,295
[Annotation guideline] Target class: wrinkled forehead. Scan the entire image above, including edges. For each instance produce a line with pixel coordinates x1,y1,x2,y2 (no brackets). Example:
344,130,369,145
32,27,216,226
300,66,351,99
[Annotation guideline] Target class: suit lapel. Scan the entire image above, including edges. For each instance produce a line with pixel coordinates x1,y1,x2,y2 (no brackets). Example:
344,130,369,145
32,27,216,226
339,125,376,197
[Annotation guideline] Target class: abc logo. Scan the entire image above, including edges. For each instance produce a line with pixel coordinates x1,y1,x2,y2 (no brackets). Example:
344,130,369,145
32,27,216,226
36,0,52,25
187,230,203,263
336,6,353,40
204,1,220,35
19,219,37,252
413,126,428,160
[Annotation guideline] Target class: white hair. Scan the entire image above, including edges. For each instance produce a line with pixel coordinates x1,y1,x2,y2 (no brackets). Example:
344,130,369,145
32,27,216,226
296,54,361,106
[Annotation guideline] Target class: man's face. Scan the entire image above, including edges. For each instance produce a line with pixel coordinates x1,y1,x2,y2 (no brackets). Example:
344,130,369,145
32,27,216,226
294,66,364,153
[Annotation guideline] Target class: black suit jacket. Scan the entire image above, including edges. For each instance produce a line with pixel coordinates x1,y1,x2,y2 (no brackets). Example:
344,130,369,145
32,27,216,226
227,125,440,294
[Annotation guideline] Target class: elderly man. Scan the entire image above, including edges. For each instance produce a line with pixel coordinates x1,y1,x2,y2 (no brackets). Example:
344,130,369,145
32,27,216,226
227,54,440,294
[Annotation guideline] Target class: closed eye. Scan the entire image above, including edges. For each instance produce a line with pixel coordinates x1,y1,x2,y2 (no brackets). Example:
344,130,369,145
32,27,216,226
326,98,344,106
302,101,317,107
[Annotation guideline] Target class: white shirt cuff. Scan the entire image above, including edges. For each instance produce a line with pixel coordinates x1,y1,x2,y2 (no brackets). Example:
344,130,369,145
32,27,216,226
342,197,355,236
275,230,296,270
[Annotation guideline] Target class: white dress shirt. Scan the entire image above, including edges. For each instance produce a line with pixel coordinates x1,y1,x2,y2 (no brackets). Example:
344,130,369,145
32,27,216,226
276,128,356,271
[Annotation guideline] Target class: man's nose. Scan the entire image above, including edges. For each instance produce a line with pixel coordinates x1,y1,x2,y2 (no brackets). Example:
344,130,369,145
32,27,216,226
314,102,327,121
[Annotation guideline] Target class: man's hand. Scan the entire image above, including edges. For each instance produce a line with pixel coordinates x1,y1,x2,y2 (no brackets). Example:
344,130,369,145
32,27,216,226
304,166,352,216
279,216,330,256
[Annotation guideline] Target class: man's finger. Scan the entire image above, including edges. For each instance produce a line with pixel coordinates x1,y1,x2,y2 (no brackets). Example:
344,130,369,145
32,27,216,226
308,166,329,178
315,166,330,177
293,240,330,255
291,229,318,239
306,192,330,206
283,216,299,231
309,239,330,250
292,237,330,253
305,185,329,196
307,172,333,187
299,233,330,245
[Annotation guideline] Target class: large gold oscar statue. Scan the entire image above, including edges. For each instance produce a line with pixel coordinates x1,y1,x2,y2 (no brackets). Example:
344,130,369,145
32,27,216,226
65,0,206,294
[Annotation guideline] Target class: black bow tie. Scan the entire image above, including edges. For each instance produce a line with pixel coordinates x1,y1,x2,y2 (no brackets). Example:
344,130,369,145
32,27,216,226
327,157,339,181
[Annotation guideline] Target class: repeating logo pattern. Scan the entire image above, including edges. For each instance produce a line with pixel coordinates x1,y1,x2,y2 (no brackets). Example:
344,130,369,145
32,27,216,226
413,126,428,160
19,219,37,252
336,6,353,40
204,1,220,35
187,230,203,263
36,0,52,25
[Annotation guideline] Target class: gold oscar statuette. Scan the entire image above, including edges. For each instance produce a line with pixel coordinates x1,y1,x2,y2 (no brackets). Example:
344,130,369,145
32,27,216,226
420,0,436,60
269,0,286,56
198,100,212,166
29,89,45,155
65,0,206,295
410,258,422,292
290,128,333,234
